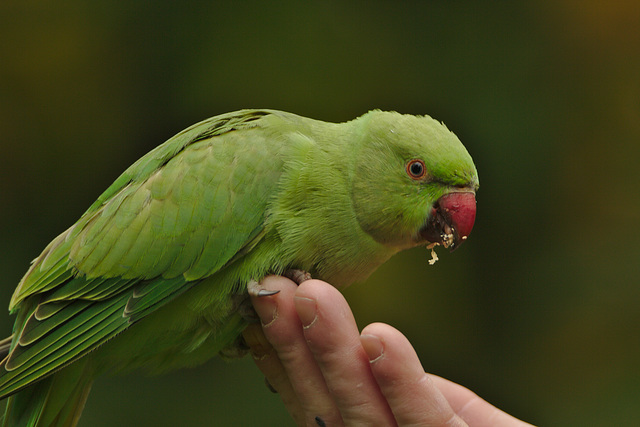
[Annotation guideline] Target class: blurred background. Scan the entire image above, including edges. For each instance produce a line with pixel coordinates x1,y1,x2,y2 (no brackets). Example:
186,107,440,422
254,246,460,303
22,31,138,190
1,1,639,425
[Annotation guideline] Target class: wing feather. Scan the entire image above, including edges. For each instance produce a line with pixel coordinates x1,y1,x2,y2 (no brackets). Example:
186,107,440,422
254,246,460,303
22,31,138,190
1,296,130,396
0,110,286,398
5,296,127,373
19,302,92,347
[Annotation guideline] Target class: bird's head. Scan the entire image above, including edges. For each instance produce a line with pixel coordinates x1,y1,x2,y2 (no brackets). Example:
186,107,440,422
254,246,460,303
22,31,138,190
351,111,479,252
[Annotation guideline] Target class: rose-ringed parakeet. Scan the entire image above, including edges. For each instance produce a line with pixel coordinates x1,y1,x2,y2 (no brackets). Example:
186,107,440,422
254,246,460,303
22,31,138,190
0,109,478,426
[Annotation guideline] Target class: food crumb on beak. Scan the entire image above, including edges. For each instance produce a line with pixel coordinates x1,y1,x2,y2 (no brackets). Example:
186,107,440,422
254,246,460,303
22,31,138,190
441,231,454,248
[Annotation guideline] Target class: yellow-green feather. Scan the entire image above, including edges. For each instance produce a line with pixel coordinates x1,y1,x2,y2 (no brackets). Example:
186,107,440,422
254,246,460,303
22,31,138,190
1,109,478,427
1,110,285,406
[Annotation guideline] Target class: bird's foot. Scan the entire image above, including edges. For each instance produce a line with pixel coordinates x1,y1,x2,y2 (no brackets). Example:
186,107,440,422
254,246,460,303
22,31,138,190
235,271,312,324
235,282,263,324
283,269,312,285
247,280,280,298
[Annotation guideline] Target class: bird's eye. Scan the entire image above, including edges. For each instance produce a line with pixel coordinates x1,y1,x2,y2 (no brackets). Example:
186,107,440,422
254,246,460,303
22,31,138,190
406,159,426,180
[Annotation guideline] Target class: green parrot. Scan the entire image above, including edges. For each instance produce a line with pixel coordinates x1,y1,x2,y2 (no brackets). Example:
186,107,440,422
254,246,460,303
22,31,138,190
0,109,478,426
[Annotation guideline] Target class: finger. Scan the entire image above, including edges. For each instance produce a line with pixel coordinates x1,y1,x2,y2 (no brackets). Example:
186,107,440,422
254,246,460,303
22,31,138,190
428,375,534,427
248,276,343,426
243,323,305,424
295,280,397,426
244,277,304,424
360,322,468,427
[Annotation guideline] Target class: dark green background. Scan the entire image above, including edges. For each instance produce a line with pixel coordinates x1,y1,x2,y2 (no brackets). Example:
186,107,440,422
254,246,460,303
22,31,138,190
1,1,639,425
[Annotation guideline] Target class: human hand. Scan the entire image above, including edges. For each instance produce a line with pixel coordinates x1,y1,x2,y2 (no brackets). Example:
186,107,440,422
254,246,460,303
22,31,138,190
242,276,533,426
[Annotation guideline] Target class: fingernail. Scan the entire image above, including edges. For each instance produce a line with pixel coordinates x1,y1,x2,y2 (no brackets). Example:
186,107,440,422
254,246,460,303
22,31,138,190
294,296,317,329
360,334,384,363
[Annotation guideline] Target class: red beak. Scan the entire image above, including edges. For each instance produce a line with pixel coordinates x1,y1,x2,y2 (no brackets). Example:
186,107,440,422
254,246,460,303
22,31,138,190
419,191,477,251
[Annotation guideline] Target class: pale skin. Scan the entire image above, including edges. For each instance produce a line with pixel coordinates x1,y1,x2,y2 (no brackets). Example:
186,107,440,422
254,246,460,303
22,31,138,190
242,276,534,427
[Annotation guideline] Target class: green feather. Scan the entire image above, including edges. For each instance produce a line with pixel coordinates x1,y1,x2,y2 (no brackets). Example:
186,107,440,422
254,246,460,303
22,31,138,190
19,302,91,347
1,109,478,426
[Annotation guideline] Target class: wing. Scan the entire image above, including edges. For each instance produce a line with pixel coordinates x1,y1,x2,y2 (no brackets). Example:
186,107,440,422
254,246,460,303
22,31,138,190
0,109,285,398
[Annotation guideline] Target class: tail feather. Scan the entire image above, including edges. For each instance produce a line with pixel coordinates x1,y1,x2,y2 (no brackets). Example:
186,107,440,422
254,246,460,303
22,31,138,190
2,358,93,427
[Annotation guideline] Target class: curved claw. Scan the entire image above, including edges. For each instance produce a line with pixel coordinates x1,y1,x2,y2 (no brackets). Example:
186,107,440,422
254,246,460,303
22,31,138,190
257,289,280,297
247,280,281,298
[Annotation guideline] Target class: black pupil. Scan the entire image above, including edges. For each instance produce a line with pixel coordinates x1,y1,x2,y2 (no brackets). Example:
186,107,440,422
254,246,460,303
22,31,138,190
410,162,423,176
